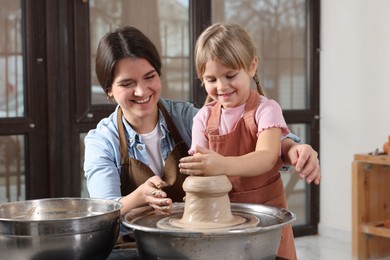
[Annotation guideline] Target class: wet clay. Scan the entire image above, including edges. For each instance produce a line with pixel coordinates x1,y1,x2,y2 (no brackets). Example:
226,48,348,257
157,175,252,230
176,175,245,228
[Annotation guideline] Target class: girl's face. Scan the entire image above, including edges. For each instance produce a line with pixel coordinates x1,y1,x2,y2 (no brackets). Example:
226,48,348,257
202,58,258,109
108,57,161,132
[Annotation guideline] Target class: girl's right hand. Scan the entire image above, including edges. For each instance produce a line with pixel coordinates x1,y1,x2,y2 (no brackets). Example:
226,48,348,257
179,146,226,176
140,176,172,211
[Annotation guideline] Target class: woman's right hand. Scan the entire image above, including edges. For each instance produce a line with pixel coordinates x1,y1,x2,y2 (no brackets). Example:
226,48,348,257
139,176,172,211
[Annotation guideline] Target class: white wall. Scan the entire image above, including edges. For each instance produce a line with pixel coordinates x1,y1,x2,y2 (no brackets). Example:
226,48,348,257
320,0,390,236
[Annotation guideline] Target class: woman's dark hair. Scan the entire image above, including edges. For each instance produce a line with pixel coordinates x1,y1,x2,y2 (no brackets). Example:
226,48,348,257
95,26,162,95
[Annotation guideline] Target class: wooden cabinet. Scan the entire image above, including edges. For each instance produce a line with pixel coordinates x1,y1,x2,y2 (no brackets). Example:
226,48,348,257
352,154,390,259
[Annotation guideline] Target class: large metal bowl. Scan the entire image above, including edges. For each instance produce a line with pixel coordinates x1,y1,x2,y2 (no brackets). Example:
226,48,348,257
122,202,295,260
0,197,122,260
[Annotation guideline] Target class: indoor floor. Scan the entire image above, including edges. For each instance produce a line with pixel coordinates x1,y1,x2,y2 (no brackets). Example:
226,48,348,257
295,234,390,260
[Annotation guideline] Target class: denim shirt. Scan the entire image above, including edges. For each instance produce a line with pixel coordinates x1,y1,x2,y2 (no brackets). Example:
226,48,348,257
84,98,198,201
84,98,301,201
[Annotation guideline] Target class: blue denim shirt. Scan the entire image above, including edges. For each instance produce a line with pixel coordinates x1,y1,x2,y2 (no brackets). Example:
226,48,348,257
84,98,300,201
84,98,198,201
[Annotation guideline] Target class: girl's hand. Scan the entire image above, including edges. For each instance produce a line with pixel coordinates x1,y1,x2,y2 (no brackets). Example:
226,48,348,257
139,176,172,211
179,146,226,176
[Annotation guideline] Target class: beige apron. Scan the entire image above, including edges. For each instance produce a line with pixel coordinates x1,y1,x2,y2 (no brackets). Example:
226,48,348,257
117,102,188,202
205,89,297,260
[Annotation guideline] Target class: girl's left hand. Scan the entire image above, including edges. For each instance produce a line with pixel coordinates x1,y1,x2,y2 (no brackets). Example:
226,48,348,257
179,146,226,176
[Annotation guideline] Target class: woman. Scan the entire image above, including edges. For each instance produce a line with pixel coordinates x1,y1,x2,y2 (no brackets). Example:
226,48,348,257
84,26,320,215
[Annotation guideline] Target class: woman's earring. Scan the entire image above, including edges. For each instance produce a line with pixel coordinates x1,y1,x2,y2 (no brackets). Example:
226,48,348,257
106,95,115,103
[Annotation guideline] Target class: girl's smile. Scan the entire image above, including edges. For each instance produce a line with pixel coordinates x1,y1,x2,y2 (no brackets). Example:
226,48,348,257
217,91,236,99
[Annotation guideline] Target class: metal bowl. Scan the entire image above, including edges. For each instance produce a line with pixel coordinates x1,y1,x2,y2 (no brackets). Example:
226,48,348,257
122,202,295,260
0,197,122,260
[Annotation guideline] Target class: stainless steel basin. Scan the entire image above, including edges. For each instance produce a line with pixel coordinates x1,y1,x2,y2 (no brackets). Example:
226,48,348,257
0,197,122,260
122,202,295,260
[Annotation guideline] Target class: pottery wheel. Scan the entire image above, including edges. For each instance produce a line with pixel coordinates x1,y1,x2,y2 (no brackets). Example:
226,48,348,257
157,175,260,231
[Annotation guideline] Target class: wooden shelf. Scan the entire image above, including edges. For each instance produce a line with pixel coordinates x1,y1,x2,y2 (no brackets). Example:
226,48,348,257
362,221,390,238
354,154,390,165
352,154,390,259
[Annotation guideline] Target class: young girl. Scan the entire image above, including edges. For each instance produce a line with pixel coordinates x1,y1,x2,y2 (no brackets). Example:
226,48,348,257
179,22,298,259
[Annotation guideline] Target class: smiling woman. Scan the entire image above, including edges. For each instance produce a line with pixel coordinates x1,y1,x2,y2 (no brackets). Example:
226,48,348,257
85,26,197,217
107,58,161,134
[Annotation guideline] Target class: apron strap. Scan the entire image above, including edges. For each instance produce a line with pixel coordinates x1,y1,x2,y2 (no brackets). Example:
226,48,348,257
117,107,129,162
206,101,220,135
242,89,260,133
117,107,132,196
157,101,185,145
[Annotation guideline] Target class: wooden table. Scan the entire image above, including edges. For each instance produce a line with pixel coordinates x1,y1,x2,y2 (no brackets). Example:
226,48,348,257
352,154,390,259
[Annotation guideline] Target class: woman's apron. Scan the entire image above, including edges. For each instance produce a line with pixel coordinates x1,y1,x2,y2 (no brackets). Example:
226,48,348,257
117,102,189,202
205,89,297,260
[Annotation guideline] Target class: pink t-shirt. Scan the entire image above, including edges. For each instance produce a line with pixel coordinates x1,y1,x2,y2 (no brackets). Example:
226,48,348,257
190,95,289,154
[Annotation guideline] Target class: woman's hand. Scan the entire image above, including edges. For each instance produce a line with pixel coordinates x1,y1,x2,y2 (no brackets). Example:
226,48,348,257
284,143,321,185
137,176,172,211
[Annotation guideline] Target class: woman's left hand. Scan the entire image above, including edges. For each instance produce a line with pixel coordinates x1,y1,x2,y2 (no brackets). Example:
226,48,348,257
287,144,321,185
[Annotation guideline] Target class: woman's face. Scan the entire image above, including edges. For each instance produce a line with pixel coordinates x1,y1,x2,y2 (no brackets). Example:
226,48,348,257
108,57,161,131
202,58,257,109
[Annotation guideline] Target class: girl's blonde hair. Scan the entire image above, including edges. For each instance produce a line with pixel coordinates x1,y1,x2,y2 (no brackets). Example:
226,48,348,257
194,22,265,104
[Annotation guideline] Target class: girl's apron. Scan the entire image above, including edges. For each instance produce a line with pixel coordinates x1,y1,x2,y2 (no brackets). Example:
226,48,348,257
117,102,188,202
205,89,297,260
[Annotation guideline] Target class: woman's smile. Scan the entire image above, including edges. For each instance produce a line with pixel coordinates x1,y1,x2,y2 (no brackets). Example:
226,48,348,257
132,95,151,104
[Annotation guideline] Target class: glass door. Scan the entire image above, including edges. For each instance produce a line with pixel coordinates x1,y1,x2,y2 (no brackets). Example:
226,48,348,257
0,2,25,203
0,0,50,202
